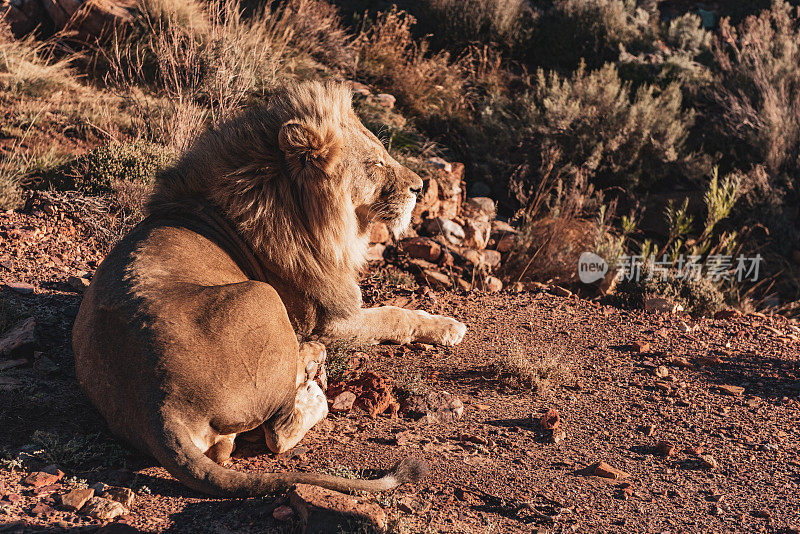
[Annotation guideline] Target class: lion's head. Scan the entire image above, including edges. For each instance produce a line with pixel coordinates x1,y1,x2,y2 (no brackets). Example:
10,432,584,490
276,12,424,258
148,81,423,320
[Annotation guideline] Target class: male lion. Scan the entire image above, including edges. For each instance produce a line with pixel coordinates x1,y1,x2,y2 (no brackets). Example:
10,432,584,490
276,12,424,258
72,81,467,497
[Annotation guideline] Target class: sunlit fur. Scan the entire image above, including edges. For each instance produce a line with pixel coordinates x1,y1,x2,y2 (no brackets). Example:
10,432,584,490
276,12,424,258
148,81,422,320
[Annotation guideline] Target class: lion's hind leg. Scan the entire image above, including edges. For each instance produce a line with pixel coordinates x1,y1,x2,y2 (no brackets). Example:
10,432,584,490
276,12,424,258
263,380,329,454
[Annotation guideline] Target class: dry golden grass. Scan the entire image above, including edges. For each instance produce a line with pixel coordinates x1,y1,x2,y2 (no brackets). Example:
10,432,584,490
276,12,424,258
495,339,570,394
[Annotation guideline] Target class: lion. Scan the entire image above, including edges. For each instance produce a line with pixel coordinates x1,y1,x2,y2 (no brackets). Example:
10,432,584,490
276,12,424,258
72,81,467,498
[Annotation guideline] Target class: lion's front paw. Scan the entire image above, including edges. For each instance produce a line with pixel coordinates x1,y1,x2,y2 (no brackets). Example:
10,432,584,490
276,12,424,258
414,312,467,346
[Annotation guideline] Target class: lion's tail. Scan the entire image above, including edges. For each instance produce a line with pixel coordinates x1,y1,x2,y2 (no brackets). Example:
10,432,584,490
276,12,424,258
149,421,428,497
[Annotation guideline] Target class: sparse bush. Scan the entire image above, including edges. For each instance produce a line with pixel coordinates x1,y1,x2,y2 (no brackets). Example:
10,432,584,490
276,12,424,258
495,340,568,394
414,0,534,53
30,431,128,470
354,7,468,123
522,63,698,191
48,141,172,195
610,268,726,317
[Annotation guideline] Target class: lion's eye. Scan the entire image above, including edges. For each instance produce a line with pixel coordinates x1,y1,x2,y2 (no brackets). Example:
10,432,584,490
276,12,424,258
373,161,386,168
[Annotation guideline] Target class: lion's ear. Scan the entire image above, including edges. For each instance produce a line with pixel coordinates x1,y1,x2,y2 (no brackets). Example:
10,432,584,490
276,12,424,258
278,120,342,178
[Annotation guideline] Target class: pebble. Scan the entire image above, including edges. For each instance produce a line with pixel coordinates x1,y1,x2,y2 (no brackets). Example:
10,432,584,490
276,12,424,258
272,504,294,521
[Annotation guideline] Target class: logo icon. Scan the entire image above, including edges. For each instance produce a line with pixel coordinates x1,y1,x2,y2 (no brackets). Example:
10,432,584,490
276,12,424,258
578,252,608,284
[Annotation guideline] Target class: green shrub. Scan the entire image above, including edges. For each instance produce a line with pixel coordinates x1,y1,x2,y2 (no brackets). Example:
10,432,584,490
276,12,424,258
514,63,699,192
48,141,172,195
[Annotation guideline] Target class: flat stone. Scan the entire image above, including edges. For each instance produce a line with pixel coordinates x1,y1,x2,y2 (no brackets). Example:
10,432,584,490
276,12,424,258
401,237,441,263
59,487,95,511
23,468,64,488
0,317,37,358
5,282,34,294
331,391,356,412
101,487,135,509
589,461,629,480
80,497,127,520
717,384,745,396
289,483,387,534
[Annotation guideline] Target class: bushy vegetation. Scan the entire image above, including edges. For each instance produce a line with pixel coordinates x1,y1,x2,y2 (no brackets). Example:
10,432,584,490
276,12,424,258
48,141,172,195
4,0,800,311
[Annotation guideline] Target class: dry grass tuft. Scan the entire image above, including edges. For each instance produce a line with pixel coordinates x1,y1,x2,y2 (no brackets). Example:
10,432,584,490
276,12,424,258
495,340,569,394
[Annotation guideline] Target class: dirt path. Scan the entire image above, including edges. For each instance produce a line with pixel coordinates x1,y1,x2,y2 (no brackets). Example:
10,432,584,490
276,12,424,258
1,203,800,533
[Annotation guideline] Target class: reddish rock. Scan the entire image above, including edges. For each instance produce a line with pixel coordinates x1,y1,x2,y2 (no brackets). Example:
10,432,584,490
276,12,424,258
589,461,629,480
289,483,387,534
632,341,650,353
365,243,386,262
714,309,741,320
482,250,501,268
272,504,294,521
539,408,560,430
496,233,518,253
81,496,127,520
326,372,399,418
30,502,54,517
401,237,441,263
23,468,64,488
67,275,90,292
717,384,745,396
59,487,95,511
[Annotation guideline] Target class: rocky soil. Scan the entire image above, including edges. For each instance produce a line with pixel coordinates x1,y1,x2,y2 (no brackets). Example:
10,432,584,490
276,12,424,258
1,190,800,533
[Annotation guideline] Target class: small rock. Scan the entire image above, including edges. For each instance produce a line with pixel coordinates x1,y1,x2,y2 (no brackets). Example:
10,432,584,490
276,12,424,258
484,276,503,293
67,275,90,292
632,341,650,353
654,366,669,378
641,424,655,437
30,502,54,517
5,281,34,295
716,384,745,396
401,237,442,263
59,488,95,511
397,497,416,513
550,285,573,298
550,429,566,444
23,468,64,488
654,440,675,456
699,454,718,470
0,317,37,358
427,157,452,173
349,81,371,97
589,461,629,480
462,219,490,250
81,497,127,520
714,309,741,320
272,504,294,521
374,93,396,108
752,509,772,519
101,486,135,509
289,483,387,533
331,391,357,412
711,504,723,516
539,408,560,430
